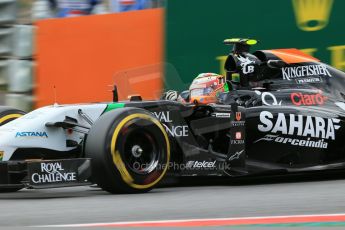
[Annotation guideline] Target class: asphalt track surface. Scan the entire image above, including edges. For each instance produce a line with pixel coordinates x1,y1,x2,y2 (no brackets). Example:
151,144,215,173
2,174,345,228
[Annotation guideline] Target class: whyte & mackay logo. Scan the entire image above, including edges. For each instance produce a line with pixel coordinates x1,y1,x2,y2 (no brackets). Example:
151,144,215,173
292,0,334,31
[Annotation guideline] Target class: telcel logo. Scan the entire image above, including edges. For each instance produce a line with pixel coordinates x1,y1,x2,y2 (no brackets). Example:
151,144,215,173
186,160,216,169
291,92,327,106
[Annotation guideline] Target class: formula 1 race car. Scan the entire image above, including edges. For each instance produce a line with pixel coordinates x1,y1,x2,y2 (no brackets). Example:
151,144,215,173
1,38,345,194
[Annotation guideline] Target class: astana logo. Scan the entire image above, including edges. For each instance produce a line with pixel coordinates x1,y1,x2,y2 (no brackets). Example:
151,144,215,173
292,0,334,31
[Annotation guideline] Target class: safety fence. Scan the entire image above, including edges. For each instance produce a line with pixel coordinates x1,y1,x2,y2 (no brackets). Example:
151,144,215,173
0,0,34,111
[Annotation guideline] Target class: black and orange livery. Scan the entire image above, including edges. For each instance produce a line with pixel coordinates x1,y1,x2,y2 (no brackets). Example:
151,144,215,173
1,39,345,194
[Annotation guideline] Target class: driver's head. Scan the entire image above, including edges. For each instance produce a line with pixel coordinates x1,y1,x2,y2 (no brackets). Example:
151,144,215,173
189,73,229,104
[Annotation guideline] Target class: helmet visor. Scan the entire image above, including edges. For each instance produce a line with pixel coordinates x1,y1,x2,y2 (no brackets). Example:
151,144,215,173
190,87,213,97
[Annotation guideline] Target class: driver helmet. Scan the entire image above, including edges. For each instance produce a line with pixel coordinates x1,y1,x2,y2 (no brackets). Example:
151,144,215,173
189,73,229,104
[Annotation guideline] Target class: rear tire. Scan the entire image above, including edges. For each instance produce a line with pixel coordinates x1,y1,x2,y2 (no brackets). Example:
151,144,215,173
0,106,26,193
85,108,170,194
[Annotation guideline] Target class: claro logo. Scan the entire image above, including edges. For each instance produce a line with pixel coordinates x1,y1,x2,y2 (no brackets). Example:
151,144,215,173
291,92,328,106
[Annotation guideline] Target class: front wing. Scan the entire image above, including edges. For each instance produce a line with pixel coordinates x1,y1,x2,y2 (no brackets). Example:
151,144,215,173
0,158,91,189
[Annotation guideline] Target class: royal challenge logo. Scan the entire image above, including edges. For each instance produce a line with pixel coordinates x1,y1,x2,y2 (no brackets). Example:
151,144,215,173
152,111,189,137
31,162,77,184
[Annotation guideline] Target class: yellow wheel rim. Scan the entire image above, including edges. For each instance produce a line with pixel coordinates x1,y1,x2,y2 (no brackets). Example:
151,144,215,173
110,113,170,189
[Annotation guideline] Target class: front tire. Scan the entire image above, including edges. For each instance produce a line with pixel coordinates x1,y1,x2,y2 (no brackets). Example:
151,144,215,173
0,106,25,126
85,108,170,194
0,106,26,193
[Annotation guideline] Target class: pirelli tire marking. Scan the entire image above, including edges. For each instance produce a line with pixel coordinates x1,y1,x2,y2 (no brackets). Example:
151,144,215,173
110,113,170,189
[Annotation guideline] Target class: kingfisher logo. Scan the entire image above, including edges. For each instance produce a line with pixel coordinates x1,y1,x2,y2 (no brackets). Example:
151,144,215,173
282,64,332,81
291,92,328,106
15,132,48,138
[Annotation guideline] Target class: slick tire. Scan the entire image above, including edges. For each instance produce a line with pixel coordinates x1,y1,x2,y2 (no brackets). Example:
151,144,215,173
0,107,25,126
85,108,170,194
0,107,26,193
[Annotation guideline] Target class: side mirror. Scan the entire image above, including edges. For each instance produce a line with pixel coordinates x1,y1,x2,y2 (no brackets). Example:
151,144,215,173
267,60,287,69
128,95,142,101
